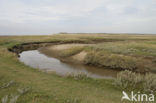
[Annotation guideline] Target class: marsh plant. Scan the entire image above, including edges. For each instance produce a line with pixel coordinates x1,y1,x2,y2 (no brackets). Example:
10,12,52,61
1,81,30,103
64,97,81,103
0,81,14,89
143,73,156,93
1,88,30,103
113,70,143,89
1,94,19,103
84,51,138,70
114,70,156,93
66,72,89,80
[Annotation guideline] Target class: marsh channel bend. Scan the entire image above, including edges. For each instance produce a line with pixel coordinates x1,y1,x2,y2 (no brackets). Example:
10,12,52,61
19,50,119,79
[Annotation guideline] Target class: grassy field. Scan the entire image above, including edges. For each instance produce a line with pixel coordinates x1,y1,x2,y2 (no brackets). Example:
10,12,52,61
1,33,156,103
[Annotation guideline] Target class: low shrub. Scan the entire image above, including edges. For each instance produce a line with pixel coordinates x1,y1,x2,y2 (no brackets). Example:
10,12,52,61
1,81,30,103
114,70,156,93
0,80,14,89
84,51,138,70
66,73,89,80
113,70,143,89
143,73,156,93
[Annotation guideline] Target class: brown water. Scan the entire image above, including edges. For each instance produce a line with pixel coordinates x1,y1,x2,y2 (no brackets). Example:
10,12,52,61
19,50,119,79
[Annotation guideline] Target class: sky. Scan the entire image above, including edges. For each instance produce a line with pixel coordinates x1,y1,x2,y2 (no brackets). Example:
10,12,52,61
0,0,156,35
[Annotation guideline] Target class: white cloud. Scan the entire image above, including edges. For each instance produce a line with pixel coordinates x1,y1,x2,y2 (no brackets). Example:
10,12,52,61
0,0,156,35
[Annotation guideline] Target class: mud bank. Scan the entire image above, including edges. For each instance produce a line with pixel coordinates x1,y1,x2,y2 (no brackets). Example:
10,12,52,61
8,41,155,73
8,41,90,55
8,42,55,54
8,37,124,55
39,44,88,64
19,50,118,79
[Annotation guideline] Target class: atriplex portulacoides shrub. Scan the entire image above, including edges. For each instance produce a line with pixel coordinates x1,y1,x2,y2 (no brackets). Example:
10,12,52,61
66,72,89,80
84,51,138,70
0,80,14,89
113,70,143,89
143,73,156,93
114,70,156,93
1,81,30,103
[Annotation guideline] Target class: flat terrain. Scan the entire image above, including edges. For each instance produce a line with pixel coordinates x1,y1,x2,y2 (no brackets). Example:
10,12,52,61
1,33,156,103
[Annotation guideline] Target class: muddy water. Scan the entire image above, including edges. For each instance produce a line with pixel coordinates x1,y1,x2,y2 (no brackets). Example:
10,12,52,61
19,50,119,79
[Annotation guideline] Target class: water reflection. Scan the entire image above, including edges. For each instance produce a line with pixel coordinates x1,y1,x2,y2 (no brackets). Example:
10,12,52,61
19,50,119,79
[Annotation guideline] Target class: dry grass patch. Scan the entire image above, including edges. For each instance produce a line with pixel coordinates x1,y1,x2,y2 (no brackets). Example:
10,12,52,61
58,46,85,58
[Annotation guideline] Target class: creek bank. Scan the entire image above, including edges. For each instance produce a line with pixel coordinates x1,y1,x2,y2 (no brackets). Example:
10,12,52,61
39,44,88,64
39,44,156,73
8,41,91,55
8,42,155,74
19,50,118,79
8,38,125,55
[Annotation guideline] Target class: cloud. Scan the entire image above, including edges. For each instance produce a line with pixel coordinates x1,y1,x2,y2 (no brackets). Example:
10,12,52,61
0,0,156,35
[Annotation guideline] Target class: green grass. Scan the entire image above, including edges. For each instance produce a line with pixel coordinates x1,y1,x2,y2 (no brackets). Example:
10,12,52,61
84,51,138,70
81,40,156,72
1,34,156,103
0,48,121,103
87,41,156,57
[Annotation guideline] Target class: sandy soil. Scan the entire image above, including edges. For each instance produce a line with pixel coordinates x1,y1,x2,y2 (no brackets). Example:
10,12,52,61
71,51,87,62
40,44,89,63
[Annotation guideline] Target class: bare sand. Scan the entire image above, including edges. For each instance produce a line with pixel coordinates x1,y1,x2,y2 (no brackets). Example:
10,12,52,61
40,44,89,63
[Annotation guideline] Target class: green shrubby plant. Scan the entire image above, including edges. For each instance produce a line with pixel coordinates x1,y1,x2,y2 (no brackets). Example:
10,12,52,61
143,73,156,93
0,81,14,89
84,51,138,70
66,73,89,80
1,95,8,103
113,70,143,89
88,41,156,57
114,70,156,93
1,81,30,103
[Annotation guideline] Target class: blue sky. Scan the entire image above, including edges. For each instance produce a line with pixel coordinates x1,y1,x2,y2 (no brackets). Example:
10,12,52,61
0,0,156,35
